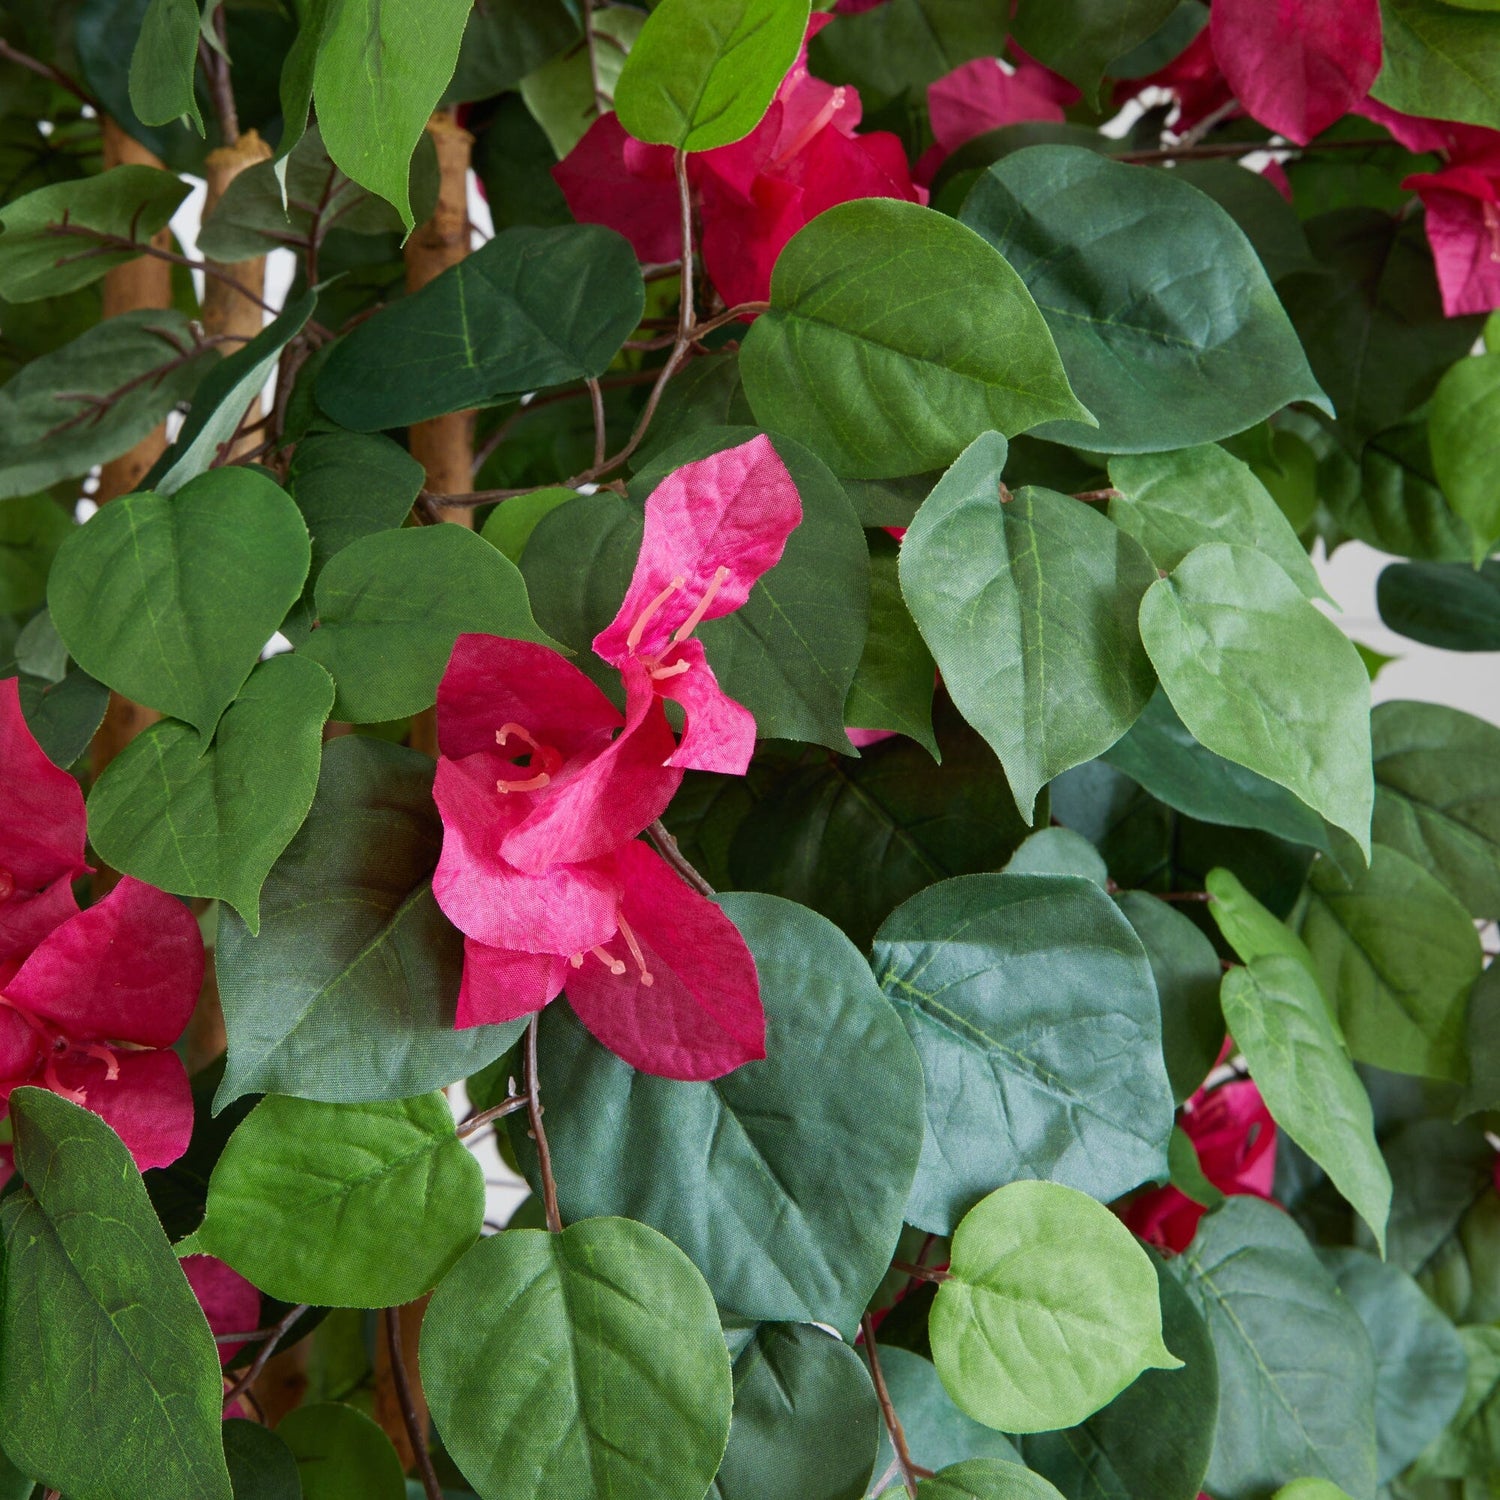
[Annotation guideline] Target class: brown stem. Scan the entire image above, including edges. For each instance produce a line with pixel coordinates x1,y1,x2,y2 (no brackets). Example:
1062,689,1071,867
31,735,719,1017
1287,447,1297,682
384,1307,443,1500
891,1260,950,1284
1157,890,1212,903
646,819,714,898
455,1094,529,1139
586,375,607,470
0,38,100,112
526,1015,562,1233
1072,488,1121,503
862,1314,921,1498
199,10,239,146
222,1303,308,1412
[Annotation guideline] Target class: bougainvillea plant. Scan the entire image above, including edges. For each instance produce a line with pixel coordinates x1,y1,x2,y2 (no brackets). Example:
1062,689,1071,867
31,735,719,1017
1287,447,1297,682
1,0,1499,1496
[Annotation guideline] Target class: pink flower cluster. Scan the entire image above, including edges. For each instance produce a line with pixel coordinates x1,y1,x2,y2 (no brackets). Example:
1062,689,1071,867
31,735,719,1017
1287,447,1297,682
0,678,203,1175
432,436,801,1081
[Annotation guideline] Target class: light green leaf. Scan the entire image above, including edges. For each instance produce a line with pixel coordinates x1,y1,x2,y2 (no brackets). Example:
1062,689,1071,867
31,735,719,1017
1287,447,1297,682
49,466,310,740
931,1181,1180,1434
518,893,924,1334
0,1090,233,1500
479,484,575,564
616,0,810,151
277,1403,405,1500
215,736,524,1107
1108,444,1327,602
1374,0,1500,131
0,166,190,300
917,1460,1068,1500
129,0,202,131
873,873,1174,1236
1372,699,1500,920
1428,350,1500,563
197,1093,483,1308
0,493,69,612
312,0,472,230
901,436,1157,819
740,200,1091,480
520,5,647,157
1170,1126,1227,1209
1222,955,1391,1250
1011,0,1179,98
1171,1197,1378,1500
86,653,334,931
959,148,1327,453
1206,866,1322,979
1271,1484,1356,1500
1139,543,1373,857
421,1218,733,1500
317,224,645,431
299,524,555,723
1295,842,1481,1081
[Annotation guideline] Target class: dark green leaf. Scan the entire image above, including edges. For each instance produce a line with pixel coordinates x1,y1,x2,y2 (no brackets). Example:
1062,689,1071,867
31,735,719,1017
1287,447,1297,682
87,653,335,931
0,492,69,612
222,1421,302,1500
1464,963,1500,1114
277,1403,405,1500
873,873,1174,1235
1374,1118,1497,1275
740,199,1090,480
214,736,524,1107
49,466,311,740
1001,826,1108,884
515,894,924,1335
317,225,645,430
915,1460,1068,1500
959,148,1326,453
15,666,109,767
421,1218,732,1500
1377,558,1500,650
1374,0,1500,131
128,0,201,131
1170,158,1314,283
1011,0,1179,98
807,0,1009,99
444,0,581,104
0,1089,232,1500
873,1347,1023,1475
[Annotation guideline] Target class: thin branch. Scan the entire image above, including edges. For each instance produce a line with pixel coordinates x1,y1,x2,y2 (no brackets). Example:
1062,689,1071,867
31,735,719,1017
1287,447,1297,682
456,1094,529,1139
526,1016,562,1233
0,38,100,112
222,1303,309,1411
199,10,239,146
1156,890,1212,903
862,1314,921,1498
1072,488,1121,503
582,0,610,116
384,1307,443,1500
1176,96,1242,149
586,376,607,470
647,819,714,898
891,1259,950,1284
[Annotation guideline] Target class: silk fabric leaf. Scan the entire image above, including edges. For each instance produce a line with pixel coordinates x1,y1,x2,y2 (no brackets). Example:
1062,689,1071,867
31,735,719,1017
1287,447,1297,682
915,1461,1069,1500
222,1422,302,1500
739,198,1091,480
1428,350,1500,563
1377,557,1500,651
0,495,69,612
276,1403,406,1500
520,5,646,157
1374,0,1500,131
959,147,1327,453
1011,0,1179,98
808,0,1010,97
872,1348,1023,1476
128,0,202,131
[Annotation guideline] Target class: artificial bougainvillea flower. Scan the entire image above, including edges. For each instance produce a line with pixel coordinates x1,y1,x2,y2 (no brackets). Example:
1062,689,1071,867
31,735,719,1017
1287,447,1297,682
552,15,923,307
592,434,802,775
0,873,202,1173
920,54,1076,180
1120,25,1236,135
181,1254,262,1367
0,676,89,966
1122,1077,1279,1253
1212,0,1382,146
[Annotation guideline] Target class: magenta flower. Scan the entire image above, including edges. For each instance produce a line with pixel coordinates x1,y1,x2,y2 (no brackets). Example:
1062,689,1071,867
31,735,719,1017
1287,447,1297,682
181,1254,261,1367
918,54,1075,181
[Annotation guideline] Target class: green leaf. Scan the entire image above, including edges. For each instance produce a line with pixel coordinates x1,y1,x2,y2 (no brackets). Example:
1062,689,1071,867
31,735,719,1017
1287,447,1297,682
444,0,581,104
0,309,215,499
1378,557,1500,651
129,0,202,131
807,0,1009,98
1107,444,1326,602
1222,955,1391,1249
1170,157,1316,284
1318,1247,1469,1485
845,530,938,757
872,1348,1024,1475
277,1403,406,1500
0,1089,233,1500
298,524,555,723
421,1218,733,1500
901,437,1157,819
311,0,471,230
1464,963,1500,1115
1428,351,1500,563
215,735,524,1107
1022,1254,1220,1500
1372,699,1500,920
514,894,924,1335
1270,1485,1355,1500
1011,0,1179,98
959,148,1326,453
49,467,311,740
1170,1126,1227,1209
1117,890,1225,1104
1412,1325,1500,1485
1378,1118,1498,1275
222,1420,302,1500
0,166,190,300
479,484,575,565
1374,0,1500,131
710,1323,880,1500
616,0,810,151
197,1093,483,1308
931,1181,1180,1433
873,873,1174,1235
317,225,645,431
1002,826,1108,884
15,667,109,768
520,5,647,157
86,653,334,931
1139,543,1374,857
917,1461,1069,1500
740,199,1090,480
1295,842,1480,1082
0,493,69,612
1279,210,1481,450
1171,1196,1378,1500
1206,865,1321,976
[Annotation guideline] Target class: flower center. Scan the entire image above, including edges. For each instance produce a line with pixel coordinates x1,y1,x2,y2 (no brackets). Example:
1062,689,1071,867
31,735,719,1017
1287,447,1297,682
624,566,731,680
568,911,655,987
494,722,563,795
0,990,119,1105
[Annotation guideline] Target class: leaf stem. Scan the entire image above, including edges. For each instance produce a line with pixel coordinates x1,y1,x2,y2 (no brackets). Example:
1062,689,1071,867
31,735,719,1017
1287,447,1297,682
647,819,715,898
0,39,100,112
455,1094,529,1139
526,1015,562,1233
221,1302,308,1412
862,1314,922,1498
384,1306,443,1500
587,375,607,470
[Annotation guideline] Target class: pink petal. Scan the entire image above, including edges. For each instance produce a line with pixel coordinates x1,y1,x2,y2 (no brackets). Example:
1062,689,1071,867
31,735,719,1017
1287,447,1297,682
927,58,1066,156
48,1047,194,1171
1120,28,1235,134
552,113,681,264
433,755,622,952
593,435,803,666
0,1005,40,1080
0,877,79,974
6,877,202,1047
1211,0,1382,146
564,840,764,1081
646,643,758,775
457,939,567,1029
1407,167,1500,315
181,1255,262,1365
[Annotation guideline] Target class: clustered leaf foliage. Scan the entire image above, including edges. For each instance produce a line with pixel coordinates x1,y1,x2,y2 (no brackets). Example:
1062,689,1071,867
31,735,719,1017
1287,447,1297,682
0,2,1496,1498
